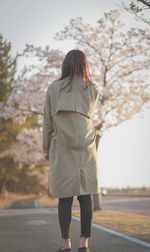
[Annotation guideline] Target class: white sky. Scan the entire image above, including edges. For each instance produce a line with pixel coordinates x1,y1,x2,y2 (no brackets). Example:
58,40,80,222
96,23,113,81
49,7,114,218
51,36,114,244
0,0,150,188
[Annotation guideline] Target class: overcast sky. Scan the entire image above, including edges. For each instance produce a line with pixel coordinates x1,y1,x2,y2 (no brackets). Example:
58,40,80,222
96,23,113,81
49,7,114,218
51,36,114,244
0,0,150,188
0,0,148,54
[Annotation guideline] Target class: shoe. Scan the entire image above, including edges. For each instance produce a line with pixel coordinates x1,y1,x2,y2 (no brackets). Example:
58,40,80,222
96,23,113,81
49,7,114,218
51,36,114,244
78,247,90,252
56,246,71,251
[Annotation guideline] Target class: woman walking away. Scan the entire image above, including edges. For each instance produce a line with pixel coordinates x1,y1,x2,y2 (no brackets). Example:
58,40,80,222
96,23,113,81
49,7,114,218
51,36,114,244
43,49,100,252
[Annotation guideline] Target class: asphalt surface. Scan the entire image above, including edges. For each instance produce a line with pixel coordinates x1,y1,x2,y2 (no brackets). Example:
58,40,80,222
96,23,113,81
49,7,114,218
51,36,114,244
0,197,150,252
73,196,150,215
5,197,39,209
5,196,150,215
102,196,150,215
0,208,150,252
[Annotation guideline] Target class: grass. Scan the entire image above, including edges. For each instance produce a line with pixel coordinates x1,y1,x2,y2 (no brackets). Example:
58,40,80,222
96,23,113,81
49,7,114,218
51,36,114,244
72,209,150,243
0,191,38,209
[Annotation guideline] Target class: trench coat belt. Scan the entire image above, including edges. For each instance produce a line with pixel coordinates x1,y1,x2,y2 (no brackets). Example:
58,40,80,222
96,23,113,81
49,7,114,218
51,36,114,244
52,129,97,150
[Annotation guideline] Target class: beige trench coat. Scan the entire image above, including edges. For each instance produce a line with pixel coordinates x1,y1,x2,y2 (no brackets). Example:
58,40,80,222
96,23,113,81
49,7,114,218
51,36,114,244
43,76,100,198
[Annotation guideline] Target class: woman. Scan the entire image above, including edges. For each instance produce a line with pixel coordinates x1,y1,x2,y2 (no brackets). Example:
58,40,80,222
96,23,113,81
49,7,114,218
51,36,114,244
43,49,100,252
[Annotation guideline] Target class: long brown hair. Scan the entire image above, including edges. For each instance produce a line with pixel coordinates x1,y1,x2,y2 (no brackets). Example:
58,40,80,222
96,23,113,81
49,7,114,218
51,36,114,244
59,49,93,92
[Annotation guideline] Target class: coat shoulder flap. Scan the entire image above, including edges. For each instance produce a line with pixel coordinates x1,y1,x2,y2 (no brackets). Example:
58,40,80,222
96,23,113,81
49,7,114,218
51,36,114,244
50,80,95,118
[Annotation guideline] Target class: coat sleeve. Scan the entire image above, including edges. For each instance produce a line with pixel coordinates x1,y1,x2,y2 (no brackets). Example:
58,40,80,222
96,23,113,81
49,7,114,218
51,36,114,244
42,87,54,157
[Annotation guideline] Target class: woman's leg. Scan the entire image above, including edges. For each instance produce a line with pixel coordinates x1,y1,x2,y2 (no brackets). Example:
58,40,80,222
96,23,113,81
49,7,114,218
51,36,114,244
58,196,74,248
77,194,93,248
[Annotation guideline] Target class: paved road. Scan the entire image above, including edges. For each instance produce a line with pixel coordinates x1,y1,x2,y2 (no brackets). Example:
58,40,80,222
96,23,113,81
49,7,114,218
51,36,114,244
0,207,150,252
6,195,150,215
5,197,39,209
102,196,150,215
73,196,150,215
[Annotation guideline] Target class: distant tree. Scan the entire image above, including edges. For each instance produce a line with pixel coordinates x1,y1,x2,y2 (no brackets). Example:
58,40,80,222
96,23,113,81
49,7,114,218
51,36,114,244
54,9,150,209
0,34,18,195
0,36,48,194
0,33,17,103
0,158,46,194
0,114,48,195
122,0,150,24
0,44,63,119
0,42,63,196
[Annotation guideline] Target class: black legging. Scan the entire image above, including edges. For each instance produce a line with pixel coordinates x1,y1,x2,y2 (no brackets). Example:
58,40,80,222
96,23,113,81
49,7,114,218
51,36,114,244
58,194,93,239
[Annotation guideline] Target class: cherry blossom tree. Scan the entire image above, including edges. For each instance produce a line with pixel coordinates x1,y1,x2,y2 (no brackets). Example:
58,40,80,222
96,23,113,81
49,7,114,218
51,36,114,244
54,9,150,209
0,127,48,194
0,45,63,119
1,10,150,207
122,0,150,24
55,9,150,140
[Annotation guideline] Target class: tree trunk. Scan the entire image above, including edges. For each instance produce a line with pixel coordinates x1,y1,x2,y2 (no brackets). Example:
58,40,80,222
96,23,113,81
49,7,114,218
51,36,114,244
92,192,103,211
0,180,8,199
0,159,12,196
0,172,6,194
92,132,103,210
48,173,52,197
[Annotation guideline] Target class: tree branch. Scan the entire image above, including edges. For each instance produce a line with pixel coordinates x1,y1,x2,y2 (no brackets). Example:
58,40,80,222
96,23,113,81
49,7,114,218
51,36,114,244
139,0,150,8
